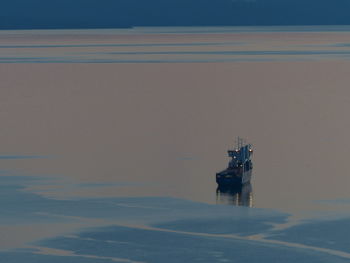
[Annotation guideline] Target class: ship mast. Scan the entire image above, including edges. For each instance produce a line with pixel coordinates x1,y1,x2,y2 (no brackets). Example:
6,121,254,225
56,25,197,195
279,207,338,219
235,136,244,150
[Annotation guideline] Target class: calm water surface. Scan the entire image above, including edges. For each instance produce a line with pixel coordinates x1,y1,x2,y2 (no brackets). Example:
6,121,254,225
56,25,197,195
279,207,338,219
2,26,350,261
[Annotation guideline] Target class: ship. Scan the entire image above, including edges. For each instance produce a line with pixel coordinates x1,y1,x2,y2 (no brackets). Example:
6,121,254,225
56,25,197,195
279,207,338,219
216,137,253,187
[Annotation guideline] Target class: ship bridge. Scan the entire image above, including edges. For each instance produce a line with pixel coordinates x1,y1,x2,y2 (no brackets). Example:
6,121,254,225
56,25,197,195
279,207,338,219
227,137,253,168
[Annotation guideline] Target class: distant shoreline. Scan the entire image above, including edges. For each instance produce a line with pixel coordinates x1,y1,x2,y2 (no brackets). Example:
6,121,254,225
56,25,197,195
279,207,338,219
0,25,134,31
2,25,350,33
3,23,350,31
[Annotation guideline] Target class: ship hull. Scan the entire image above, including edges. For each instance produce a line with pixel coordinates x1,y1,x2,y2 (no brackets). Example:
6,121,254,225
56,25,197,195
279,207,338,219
216,169,252,187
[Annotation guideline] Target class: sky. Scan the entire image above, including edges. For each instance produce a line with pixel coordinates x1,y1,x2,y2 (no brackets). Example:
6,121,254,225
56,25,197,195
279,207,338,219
2,0,350,29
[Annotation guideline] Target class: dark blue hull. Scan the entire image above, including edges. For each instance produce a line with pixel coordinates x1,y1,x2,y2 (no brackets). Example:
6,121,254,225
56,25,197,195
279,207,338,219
216,168,252,187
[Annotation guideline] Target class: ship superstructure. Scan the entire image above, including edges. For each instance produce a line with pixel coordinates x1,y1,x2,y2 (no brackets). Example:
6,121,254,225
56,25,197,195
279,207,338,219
216,137,253,187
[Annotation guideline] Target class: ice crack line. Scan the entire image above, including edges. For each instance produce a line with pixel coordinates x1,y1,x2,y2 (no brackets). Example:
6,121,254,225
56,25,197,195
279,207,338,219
117,223,350,259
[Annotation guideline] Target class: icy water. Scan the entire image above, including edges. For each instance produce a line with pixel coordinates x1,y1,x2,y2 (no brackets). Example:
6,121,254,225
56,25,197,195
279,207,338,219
2,26,350,262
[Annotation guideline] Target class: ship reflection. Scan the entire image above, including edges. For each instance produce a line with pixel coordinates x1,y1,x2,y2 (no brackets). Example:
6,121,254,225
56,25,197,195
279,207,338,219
216,183,253,207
